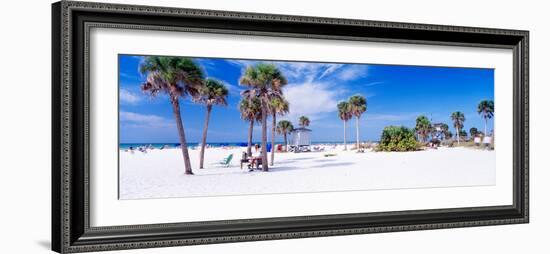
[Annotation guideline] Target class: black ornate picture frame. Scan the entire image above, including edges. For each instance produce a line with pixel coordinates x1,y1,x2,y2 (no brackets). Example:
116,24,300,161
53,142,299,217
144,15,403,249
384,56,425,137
52,1,529,253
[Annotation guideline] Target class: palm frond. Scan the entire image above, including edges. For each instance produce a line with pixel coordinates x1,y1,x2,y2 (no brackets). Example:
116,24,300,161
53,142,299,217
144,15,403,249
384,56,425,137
139,56,205,99
196,78,229,106
299,116,310,127
477,100,495,119
348,94,367,117
276,120,294,135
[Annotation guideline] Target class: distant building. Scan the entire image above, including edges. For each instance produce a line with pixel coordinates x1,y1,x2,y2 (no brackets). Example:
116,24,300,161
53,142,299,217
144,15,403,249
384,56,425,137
290,127,312,152
433,123,443,132
432,123,446,140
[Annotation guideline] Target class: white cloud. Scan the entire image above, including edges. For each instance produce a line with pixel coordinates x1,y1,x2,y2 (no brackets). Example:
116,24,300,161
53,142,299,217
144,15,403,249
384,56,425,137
218,79,242,96
226,59,257,69
276,62,340,83
364,81,384,87
119,89,142,104
282,82,341,123
336,65,369,81
319,64,344,79
120,111,163,122
225,61,372,115
225,59,365,84
226,60,325,82
119,111,174,128
119,72,135,79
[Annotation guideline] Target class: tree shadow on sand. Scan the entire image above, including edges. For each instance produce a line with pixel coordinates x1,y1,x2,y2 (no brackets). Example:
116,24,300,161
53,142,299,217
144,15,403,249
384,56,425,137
267,166,304,172
268,161,355,173
312,158,337,163
283,157,317,161
275,157,319,165
313,162,355,168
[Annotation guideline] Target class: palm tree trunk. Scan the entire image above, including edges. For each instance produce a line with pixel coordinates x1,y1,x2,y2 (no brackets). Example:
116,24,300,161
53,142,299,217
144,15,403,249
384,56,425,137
456,127,460,145
356,116,360,150
247,120,254,157
270,113,276,166
484,118,488,136
343,120,347,150
261,107,268,171
170,96,193,174
199,105,212,169
283,133,287,152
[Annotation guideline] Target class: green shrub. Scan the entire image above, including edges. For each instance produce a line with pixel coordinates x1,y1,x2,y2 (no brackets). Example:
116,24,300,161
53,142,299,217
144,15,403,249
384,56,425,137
377,126,419,152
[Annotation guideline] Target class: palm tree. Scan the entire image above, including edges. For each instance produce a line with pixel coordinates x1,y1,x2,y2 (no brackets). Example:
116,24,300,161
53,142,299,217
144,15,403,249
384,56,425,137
460,130,468,139
196,78,228,169
469,127,479,138
348,94,367,150
298,116,310,128
415,115,432,142
140,56,204,175
447,131,453,140
477,100,494,136
269,97,289,165
450,111,465,145
239,97,262,157
276,120,294,152
440,123,452,140
240,63,288,171
337,101,352,150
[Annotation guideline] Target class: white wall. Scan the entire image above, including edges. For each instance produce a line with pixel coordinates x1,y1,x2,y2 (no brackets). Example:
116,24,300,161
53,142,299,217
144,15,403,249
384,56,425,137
0,0,547,253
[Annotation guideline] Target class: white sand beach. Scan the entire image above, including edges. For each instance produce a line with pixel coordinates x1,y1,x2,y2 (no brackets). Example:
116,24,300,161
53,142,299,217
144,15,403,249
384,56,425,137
119,146,496,199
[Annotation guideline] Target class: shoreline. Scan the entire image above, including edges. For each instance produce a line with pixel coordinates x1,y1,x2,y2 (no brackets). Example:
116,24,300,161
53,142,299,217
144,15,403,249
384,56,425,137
118,141,379,148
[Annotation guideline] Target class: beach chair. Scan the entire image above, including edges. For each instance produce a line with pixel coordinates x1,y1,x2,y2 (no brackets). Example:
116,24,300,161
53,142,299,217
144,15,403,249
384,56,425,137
252,157,262,170
218,154,233,167
240,152,251,169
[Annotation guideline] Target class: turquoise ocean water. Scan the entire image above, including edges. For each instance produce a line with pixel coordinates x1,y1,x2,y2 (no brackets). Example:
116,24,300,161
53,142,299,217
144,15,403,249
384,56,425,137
119,141,364,150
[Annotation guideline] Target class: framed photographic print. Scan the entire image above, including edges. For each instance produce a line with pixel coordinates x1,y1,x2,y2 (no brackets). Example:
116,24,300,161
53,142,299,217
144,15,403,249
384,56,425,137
52,1,529,253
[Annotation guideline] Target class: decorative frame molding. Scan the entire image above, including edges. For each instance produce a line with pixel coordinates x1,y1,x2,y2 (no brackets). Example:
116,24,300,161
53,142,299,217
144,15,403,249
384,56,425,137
52,1,529,253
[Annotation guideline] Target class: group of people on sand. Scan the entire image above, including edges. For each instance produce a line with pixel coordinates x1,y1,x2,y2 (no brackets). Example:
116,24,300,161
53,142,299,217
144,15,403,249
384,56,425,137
126,145,151,154
125,144,171,154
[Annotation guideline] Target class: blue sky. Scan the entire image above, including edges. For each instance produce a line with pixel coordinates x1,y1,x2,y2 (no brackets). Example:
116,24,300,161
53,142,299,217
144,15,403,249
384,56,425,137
118,55,494,143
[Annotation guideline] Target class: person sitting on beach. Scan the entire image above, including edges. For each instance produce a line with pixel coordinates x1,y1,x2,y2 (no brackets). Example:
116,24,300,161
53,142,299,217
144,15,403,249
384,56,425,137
249,151,262,171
